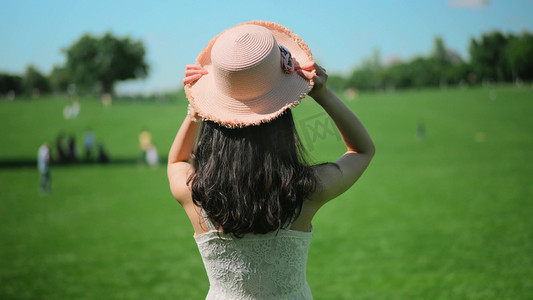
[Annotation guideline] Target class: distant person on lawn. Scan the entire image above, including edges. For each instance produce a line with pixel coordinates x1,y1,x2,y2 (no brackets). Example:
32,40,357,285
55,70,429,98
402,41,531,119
37,142,51,194
139,128,152,163
84,129,95,161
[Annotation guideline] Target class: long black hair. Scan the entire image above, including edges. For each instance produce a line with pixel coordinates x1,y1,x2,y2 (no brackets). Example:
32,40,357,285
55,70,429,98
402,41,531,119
188,109,317,237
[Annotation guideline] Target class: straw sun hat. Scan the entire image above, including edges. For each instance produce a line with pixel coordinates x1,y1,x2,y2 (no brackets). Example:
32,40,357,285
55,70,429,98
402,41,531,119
184,20,316,128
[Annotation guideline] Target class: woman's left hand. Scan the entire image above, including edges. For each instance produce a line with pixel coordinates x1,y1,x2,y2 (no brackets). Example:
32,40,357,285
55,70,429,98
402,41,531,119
183,64,208,85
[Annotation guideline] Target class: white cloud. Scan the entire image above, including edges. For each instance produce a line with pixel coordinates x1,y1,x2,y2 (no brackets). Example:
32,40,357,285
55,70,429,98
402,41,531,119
449,0,489,9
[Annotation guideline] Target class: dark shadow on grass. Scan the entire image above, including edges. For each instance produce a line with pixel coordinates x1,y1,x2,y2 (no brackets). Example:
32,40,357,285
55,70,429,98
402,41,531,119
0,157,157,169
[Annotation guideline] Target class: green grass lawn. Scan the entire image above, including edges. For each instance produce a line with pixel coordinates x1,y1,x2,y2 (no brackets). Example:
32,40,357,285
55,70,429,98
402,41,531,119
1,86,532,299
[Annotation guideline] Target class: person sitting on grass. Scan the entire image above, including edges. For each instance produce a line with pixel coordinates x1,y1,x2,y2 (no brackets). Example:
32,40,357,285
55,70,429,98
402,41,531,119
167,21,375,299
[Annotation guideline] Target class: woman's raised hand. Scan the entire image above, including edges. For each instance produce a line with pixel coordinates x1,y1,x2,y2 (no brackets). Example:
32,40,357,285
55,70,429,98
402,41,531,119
183,64,208,85
307,63,328,100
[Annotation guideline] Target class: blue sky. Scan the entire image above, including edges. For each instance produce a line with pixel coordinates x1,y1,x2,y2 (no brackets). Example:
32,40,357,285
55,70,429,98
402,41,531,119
1,0,532,94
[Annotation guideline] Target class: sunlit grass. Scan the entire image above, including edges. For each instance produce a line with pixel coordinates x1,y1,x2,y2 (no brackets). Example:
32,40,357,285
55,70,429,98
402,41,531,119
1,86,532,299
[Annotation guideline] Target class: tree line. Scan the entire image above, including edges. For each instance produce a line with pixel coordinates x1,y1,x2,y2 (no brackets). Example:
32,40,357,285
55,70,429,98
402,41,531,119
328,30,533,92
0,32,148,98
1,30,532,99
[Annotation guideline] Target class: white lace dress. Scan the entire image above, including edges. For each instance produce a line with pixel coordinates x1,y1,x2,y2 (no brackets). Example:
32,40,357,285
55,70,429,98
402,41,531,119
194,213,313,299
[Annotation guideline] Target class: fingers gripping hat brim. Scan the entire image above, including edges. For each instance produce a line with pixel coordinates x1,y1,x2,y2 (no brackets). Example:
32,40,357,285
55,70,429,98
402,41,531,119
185,20,315,128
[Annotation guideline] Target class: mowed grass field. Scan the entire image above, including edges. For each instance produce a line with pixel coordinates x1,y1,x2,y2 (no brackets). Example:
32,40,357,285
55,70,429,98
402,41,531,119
1,86,532,299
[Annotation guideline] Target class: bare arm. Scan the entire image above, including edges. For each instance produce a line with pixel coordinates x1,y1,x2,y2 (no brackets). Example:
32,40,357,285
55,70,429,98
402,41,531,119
308,64,375,207
167,107,200,204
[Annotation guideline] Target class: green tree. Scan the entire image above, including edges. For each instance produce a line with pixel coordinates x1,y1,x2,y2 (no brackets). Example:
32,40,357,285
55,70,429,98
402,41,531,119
327,74,347,92
432,36,448,65
49,65,71,93
23,65,50,95
346,49,385,91
0,73,24,95
383,62,412,89
431,36,462,65
506,32,533,81
360,48,383,72
431,36,464,85
448,62,475,84
469,31,510,82
347,69,375,90
405,57,440,88
64,32,149,94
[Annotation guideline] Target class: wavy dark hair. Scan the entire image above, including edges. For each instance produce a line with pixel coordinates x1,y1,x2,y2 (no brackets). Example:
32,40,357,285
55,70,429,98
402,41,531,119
188,109,317,237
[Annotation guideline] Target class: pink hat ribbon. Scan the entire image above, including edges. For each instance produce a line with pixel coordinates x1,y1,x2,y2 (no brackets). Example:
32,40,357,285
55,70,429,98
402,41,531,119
294,61,316,81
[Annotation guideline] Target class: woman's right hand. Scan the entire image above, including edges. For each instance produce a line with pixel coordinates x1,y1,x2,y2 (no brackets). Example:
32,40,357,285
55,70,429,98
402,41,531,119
307,63,328,100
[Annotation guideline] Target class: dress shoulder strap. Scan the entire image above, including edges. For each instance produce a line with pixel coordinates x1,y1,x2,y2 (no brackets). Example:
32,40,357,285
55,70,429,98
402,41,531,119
201,209,218,231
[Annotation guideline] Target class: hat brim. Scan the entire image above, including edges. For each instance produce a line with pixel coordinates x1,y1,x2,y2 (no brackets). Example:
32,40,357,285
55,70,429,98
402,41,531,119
185,20,315,128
